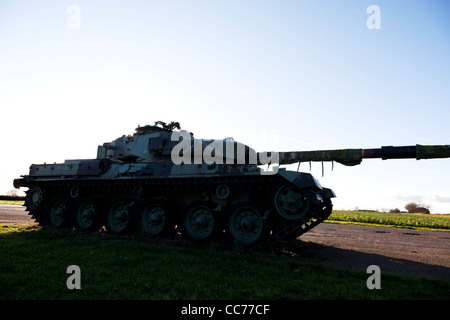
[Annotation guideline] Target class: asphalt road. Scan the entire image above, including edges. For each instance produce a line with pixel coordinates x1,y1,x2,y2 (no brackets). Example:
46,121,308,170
299,223,450,281
0,204,31,225
1,204,449,280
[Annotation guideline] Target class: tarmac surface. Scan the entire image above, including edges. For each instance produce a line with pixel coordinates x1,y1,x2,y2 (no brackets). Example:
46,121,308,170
1,204,449,280
299,223,450,280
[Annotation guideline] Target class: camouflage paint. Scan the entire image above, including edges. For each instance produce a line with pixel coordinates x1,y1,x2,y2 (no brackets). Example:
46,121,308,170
13,122,450,195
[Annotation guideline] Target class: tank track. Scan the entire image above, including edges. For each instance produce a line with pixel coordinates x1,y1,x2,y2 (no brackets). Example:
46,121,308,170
266,198,332,243
24,174,333,245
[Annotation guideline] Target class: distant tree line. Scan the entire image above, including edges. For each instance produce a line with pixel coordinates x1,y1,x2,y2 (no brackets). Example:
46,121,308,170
0,189,25,201
389,202,430,214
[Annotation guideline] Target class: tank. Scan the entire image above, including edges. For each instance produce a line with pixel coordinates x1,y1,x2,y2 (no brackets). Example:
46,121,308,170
13,121,450,245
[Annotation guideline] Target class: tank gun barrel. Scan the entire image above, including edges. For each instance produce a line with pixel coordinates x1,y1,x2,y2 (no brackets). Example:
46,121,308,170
362,144,450,160
271,144,450,167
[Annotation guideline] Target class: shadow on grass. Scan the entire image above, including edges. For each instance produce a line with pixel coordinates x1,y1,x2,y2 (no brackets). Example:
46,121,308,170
0,225,449,300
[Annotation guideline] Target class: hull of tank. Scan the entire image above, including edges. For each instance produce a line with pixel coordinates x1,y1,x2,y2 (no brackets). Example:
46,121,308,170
15,160,335,245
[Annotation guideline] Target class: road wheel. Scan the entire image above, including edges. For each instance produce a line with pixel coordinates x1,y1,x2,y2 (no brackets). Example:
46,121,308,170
46,196,71,228
105,199,132,234
227,202,265,246
137,200,171,237
73,198,101,231
183,202,215,241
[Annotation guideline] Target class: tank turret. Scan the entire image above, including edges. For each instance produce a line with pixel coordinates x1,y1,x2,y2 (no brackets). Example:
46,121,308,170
13,121,450,245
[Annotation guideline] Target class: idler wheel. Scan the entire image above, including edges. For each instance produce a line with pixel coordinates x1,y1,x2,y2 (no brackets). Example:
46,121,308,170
274,184,310,220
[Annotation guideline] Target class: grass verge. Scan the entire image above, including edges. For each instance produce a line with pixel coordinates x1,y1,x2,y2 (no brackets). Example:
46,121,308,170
0,225,448,300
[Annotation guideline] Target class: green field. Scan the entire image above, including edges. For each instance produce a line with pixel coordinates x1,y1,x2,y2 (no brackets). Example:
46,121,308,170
0,224,449,300
327,210,450,231
0,200,24,205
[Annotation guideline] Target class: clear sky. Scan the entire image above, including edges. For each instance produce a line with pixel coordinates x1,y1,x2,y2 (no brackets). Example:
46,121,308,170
1,0,449,212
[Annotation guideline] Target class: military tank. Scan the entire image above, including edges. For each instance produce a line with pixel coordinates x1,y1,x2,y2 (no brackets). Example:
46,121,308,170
13,121,450,245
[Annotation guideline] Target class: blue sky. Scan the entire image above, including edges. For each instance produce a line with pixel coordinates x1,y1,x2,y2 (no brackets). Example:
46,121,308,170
1,0,449,212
